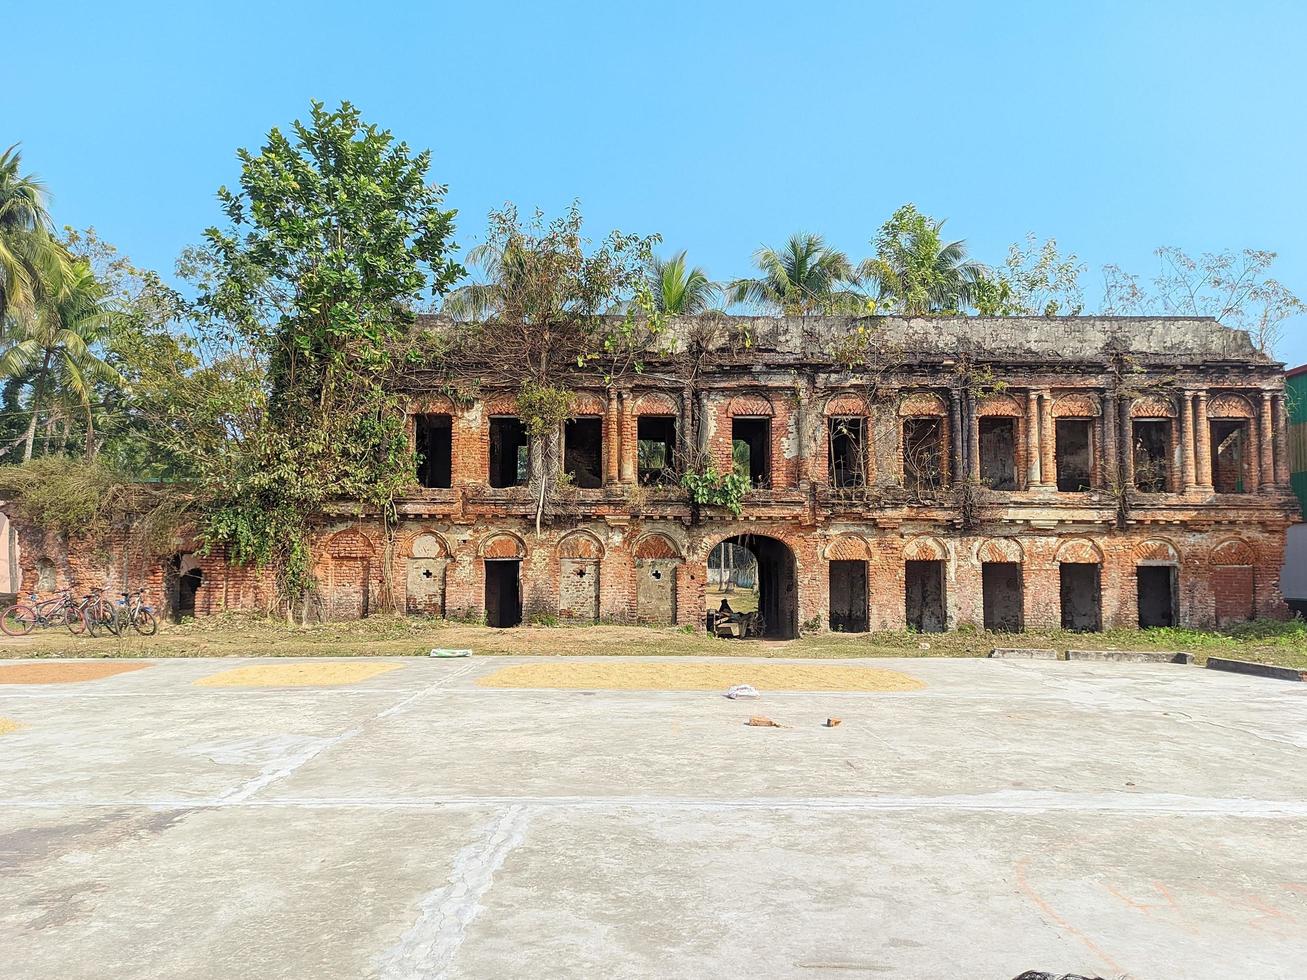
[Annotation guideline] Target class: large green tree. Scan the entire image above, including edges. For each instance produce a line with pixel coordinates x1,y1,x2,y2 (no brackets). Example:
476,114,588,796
859,204,984,315
192,100,463,608
0,259,122,460
728,233,859,315
0,145,68,325
645,250,720,315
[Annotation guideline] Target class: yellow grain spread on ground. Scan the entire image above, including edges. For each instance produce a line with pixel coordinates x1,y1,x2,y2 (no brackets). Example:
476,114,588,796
195,662,403,688
0,662,150,685
0,718,22,735
476,661,925,692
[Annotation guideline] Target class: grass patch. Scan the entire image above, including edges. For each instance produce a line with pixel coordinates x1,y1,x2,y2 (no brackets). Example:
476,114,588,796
0,614,1304,670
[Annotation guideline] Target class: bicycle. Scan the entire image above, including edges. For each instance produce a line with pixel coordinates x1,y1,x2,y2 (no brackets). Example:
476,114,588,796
113,590,158,637
1,590,76,637
71,588,117,637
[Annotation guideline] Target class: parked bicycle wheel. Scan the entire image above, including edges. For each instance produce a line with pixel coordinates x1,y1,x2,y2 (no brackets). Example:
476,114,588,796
86,601,119,637
1,604,37,637
66,607,89,635
130,610,158,636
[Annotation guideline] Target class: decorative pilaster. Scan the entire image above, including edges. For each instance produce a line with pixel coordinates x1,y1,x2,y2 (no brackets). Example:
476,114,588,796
1120,394,1135,488
966,390,980,483
1038,391,1056,488
1026,390,1041,488
1102,394,1119,489
949,388,964,487
1274,392,1292,487
603,386,620,486
1259,391,1276,491
1180,390,1197,491
1194,392,1211,489
618,390,635,484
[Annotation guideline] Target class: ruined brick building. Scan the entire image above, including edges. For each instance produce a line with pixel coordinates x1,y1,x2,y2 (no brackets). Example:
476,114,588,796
7,316,1300,634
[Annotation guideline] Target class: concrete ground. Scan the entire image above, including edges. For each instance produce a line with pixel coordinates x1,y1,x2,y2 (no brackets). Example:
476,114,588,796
2,656,1307,979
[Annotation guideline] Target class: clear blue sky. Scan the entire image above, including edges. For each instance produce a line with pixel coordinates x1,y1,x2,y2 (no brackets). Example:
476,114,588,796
5,1,1305,363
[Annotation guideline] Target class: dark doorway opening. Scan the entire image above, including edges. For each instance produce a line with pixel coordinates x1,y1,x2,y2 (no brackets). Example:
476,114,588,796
982,562,1023,631
732,418,771,488
563,417,603,488
979,417,1017,490
1132,420,1170,493
1136,566,1177,628
1059,563,1102,631
1210,420,1249,493
489,417,528,488
415,413,452,488
905,559,946,632
1055,419,1093,492
828,417,865,487
706,534,797,638
485,560,522,628
903,418,943,491
829,560,868,632
164,553,203,622
637,416,676,485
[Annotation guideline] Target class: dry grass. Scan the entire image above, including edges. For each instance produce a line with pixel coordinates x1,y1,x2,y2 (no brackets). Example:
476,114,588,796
0,661,151,685
194,662,404,688
0,717,22,735
476,661,925,692
1,614,1305,671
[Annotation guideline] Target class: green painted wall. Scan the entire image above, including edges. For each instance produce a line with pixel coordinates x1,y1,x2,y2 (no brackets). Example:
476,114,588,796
1288,371,1307,514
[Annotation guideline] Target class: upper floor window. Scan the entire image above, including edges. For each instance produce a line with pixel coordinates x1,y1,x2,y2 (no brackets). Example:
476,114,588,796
732,417,771,488
978,417,1017,490
414,413,452,489
902,417,943,491
637,416,676,485
1211,419,1250,493
1132,420,1170,493
563,417,603,489
489,417,529,488
1055,419,1093,492
828,417,865,488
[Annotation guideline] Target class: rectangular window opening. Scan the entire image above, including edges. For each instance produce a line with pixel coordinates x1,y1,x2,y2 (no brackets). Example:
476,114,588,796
1132,420,1171,494
1059,563,1102,632
1055,419,1093,492
414,413,452,489
979,417,1017,490
1136,565,1177,629
828,417,865,488
563,417,603,489
981,562,1023,632
732,417,771,488
1210,420,1249,493
489,417,528,488
637,416,677,485
905,559,946,632
903,418,943,491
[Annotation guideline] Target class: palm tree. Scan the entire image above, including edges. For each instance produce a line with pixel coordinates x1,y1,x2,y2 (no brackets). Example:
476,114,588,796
728,234,860,315
0,259,123,460
0,145,67,325
858,204,985,315
646,251,720,315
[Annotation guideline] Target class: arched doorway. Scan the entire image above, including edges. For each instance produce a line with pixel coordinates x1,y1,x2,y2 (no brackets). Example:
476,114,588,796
706,534,798,639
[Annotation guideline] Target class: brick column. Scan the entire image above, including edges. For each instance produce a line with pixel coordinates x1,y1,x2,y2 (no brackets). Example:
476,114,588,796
1026,390,1041,487
1180,390,1197,491
1194,392,1212,488
679,385,693,470
966,390,980,482
1120,394,1135,488
603,387,620,486
795,388,811,489
1275,392,1292,487
949,388,964,486
1102,394,1119,489
618,390,635,484
1039,392,1056,488
1259,391,1276,491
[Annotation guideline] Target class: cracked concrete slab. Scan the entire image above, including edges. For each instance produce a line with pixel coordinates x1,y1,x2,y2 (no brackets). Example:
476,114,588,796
1,654,1305,978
